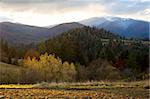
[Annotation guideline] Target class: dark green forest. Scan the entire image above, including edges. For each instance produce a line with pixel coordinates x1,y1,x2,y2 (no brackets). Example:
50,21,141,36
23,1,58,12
0,26,149,83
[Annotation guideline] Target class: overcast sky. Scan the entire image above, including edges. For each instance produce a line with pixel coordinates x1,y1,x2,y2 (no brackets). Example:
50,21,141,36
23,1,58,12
0,0,149,26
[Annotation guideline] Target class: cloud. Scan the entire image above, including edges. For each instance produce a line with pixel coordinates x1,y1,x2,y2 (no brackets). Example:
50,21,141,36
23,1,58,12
0,16,13,22
0,0,149,26
0,0,93,14
0,0,64,4
0,2,106,26
0,0,149,14
97,0,150,14
82,0,150,15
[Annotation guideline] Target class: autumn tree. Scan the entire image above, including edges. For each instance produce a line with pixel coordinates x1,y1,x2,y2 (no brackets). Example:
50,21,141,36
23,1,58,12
24,53,76,82
24,49,40,59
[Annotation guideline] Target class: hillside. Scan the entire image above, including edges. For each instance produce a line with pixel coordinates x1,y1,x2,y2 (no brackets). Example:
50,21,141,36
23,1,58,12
80,17,149,39
0,62,21,69
0,26,149,83
39,26,149,81
0,22,84,44
0,62,22,84
43,26,120,64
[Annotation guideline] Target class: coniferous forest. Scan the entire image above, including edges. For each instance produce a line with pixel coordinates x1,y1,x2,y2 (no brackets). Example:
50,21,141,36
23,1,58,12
0,26,149,83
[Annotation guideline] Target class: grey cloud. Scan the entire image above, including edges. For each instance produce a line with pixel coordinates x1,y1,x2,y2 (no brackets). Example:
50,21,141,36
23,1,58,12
97,0,150,14
0,0,149,15
0,0,64,4
0,0,93,14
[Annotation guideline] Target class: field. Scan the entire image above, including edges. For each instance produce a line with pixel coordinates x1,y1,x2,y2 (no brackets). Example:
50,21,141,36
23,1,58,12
0,62,21,71
0,62,23,84
0,62,149,98
0,80,149,99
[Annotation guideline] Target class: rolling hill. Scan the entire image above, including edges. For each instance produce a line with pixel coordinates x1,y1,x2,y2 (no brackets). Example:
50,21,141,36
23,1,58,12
0,22,84,44
80,17,149,39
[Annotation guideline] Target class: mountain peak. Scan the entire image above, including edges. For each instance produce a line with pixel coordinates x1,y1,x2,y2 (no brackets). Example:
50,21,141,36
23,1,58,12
54,22,84,27
79,16,149,39
50,22,84,29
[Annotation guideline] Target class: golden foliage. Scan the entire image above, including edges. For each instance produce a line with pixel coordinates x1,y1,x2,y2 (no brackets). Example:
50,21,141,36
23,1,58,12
23,53,76,82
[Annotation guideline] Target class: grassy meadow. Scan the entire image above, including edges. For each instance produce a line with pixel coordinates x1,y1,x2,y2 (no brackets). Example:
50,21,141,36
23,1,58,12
0,62,149,98
0,80,149,98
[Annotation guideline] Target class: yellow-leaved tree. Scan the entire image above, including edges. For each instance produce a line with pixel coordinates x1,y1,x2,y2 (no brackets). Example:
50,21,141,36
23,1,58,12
24,53,76,82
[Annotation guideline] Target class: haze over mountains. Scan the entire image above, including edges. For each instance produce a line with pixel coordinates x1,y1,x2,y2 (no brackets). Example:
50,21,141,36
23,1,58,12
0,16,149,45
80,17,149,39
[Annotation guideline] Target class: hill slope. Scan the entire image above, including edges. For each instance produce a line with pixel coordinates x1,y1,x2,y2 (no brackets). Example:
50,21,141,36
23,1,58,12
80,17,149,39
44,26,120,64
0,62,22,84
0,22,84,44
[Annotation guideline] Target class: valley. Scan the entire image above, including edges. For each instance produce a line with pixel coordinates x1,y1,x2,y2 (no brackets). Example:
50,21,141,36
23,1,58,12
0,15,149,98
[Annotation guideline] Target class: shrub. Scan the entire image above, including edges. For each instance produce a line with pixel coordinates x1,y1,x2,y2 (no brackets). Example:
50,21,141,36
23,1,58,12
87,59,121,81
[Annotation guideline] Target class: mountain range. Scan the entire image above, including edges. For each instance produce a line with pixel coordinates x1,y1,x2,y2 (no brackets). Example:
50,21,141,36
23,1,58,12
0,16,149,45
80,17,149,39
0,22,84,44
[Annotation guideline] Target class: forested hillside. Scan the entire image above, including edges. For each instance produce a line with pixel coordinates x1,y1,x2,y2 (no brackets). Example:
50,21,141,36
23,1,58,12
39,26,149,81
0,26,149,83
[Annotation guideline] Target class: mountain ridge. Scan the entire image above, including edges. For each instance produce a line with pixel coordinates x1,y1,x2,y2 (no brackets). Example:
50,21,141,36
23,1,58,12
79,16,149,39
0,22,84,44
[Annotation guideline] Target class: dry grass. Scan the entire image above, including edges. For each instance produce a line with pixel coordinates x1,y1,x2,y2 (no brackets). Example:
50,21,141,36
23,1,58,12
0,62,149,98
0,80,149,98
0,84,33,89
0,89,146,99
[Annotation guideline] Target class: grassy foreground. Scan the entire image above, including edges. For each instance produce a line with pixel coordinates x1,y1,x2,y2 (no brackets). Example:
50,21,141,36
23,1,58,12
0,80,149,99
0,62,149,98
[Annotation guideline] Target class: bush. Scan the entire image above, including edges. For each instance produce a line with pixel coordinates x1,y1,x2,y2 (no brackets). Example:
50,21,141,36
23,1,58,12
87,59,121,81
75,63,88,81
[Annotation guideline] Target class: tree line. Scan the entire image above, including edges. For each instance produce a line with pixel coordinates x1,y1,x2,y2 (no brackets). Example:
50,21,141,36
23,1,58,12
0,26,149,83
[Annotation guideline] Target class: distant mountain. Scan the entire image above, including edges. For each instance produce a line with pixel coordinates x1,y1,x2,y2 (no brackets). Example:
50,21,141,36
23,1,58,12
48,22,84,36
0,22,84,44
80,17,149,39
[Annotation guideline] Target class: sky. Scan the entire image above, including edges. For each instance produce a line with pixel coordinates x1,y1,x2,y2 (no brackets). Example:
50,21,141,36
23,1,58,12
0,0,149,26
